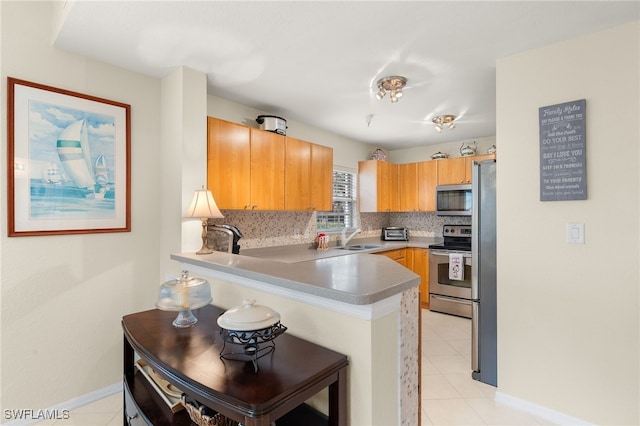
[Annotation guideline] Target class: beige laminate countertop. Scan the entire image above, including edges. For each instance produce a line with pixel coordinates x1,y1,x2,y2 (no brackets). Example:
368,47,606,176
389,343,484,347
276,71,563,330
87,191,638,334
171,237,441,305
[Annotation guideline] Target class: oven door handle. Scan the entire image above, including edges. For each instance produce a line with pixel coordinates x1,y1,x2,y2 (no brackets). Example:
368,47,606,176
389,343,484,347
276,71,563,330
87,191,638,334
430,295,472,305
430,250,471,257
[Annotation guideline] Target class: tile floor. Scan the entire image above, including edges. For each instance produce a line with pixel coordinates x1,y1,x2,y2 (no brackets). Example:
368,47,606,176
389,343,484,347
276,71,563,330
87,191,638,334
421,309,553,425
36,310,553,425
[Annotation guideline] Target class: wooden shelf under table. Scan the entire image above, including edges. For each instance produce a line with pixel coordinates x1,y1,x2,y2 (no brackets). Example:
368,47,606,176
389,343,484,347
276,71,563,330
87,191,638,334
122,305,348,426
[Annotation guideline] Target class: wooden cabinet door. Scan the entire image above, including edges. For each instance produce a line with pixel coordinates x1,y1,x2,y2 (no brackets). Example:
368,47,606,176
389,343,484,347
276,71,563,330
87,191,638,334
376,161,392,212
388,162,400,212
359,160,400,212
437,157,467,185
207,117,251,209
377,161,399,212
285,138,333,211
464,153,496,183
412,248,430,309
399,163,418,212
377,248,406,267
284,137,312,210
417,160,438,212
250,128,285,210
310,143,333,211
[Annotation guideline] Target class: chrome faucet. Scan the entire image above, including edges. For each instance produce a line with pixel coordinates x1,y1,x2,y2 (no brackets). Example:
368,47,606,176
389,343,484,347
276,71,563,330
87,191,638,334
341,228,362,247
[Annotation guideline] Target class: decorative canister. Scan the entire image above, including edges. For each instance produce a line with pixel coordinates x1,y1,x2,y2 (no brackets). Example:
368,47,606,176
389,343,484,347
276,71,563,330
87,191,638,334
370,148,387,161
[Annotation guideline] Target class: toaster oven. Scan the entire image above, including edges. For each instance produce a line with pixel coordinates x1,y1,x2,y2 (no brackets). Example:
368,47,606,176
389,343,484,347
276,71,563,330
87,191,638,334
381,227,409,241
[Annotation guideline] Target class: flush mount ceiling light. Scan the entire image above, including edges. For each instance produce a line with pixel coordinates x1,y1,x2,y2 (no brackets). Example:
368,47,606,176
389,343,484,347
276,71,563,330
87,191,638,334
432,114,457,132
375,76,407,103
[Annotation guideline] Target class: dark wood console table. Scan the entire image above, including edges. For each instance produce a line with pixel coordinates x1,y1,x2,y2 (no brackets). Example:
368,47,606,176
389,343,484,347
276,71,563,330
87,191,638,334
123,305,348,426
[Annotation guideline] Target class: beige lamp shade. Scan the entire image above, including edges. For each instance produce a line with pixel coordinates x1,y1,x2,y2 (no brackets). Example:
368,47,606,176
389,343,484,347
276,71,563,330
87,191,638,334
184,187,224,219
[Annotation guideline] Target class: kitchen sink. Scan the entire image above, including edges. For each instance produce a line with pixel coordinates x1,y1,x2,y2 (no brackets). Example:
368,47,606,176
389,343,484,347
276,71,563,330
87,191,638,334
340,244,383,251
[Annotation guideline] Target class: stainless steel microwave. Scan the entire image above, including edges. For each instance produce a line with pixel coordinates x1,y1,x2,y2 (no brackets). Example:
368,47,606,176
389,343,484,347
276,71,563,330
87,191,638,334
435,184,472,216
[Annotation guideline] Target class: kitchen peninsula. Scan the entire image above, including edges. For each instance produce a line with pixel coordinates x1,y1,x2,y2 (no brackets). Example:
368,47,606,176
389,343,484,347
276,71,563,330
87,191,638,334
171,239,431,426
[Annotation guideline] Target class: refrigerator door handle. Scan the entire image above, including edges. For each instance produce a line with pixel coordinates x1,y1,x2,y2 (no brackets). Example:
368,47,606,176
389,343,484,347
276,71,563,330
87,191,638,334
472,301,479,372
471,161,480,300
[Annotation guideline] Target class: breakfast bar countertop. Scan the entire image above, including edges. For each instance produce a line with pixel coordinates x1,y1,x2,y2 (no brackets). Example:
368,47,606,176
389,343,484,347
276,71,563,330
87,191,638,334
172,237,440,305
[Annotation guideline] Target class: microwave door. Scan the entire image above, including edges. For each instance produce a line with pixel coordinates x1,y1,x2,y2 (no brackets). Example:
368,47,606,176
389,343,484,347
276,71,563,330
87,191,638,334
436,184,472,216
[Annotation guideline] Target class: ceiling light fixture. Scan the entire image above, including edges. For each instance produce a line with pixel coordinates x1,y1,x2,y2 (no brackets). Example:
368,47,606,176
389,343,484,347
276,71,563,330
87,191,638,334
432,114,457,132
375,76,407,103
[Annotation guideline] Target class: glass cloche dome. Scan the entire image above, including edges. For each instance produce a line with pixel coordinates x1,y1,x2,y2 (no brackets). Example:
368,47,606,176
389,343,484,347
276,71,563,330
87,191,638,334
156,270,212,327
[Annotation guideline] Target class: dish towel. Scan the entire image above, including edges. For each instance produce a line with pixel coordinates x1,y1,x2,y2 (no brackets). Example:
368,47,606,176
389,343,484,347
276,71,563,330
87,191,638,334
449,253,464,281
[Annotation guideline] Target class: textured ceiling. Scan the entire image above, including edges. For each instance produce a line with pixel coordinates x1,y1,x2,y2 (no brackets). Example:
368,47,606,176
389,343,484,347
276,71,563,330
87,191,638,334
54,1,639,150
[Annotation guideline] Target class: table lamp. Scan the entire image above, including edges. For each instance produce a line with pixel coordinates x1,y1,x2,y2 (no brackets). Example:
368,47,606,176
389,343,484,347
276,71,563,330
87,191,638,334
184,186,224,255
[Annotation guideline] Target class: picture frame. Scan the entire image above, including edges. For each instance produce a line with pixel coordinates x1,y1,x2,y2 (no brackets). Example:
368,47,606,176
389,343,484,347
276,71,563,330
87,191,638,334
7,77,131,236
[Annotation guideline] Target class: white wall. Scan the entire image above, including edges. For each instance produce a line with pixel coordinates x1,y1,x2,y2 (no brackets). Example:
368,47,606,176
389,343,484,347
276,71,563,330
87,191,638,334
496,21,639,424
160,67,209,277
1,1,162,410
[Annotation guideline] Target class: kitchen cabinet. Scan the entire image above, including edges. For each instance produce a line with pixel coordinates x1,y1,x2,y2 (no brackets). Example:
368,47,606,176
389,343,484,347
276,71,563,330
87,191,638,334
358,160,399,212
207,117,251,209
249,128,286,210
404,248,429,308
410,248,430,309
376,248,406,267
436,157,467,185
285,137,333,211
208,117,285,210
209,116,335,211
397,161,437,212
399,163,418,211
417,160,438,212
437,154,496,185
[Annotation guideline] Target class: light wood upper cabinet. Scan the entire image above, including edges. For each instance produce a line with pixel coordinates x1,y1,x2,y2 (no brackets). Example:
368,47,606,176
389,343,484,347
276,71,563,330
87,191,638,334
249,128,285,210
417,160,438,212
437,154,496,185
399,163,418,212
207,117,285,210
436,157,467,185
285,137,333,211
309,142,333,212
208,116,332,211
207,117,251,209
358,160,399,212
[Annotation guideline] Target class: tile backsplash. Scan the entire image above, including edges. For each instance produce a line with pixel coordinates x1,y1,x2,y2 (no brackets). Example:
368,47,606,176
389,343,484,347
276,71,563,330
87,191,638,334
208,210,470,250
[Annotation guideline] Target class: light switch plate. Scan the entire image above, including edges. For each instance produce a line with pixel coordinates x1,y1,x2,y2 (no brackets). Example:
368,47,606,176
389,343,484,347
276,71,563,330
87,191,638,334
567,223,585,244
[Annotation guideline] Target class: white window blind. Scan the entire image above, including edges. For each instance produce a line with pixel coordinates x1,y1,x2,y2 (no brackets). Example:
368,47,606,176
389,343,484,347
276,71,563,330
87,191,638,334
317,169,358,231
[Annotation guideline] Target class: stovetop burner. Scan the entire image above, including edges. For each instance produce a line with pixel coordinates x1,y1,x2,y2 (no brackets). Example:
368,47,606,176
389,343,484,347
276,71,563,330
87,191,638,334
429,224,472,251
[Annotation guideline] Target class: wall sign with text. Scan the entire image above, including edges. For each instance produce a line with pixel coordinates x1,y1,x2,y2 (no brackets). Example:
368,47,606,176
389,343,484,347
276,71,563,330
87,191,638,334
539,99,587,201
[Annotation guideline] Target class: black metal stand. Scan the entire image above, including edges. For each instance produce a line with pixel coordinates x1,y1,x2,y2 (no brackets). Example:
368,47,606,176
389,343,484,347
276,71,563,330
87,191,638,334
219,323,287,373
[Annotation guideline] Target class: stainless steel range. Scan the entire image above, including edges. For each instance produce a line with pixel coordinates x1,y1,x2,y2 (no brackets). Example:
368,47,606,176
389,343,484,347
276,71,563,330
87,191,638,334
428,224,472,318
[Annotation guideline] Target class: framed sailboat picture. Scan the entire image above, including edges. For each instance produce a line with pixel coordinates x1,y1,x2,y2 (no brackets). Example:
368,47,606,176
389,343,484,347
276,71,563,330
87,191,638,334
7,78,131,236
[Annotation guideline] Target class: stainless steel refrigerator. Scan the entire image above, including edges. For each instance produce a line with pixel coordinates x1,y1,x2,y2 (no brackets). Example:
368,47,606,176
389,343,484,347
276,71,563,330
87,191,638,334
471,159,497,387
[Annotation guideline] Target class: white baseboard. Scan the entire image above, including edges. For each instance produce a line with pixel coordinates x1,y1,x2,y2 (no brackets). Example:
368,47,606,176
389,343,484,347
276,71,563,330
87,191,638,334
495,391,593,426
3,382,122,425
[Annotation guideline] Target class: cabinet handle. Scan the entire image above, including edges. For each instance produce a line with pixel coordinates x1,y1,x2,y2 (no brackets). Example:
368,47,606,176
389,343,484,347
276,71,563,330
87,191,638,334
252,205,258,209
244,204,250,209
